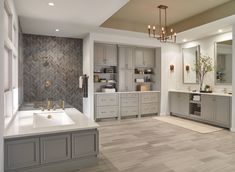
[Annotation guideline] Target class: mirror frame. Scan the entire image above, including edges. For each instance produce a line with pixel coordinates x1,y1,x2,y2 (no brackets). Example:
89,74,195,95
182,45,200,84
214,40,232,85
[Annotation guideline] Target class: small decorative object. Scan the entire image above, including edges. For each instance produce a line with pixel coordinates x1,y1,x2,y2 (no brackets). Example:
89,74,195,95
205,85,210,92
145,69,152,74
94,75,99,82
44,80,52,89
194,54,213,92
137,84,150,91
170,64,174,72
185,65,190,72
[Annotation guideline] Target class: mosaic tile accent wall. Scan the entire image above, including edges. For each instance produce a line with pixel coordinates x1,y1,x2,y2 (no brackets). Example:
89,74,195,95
23,34,83,111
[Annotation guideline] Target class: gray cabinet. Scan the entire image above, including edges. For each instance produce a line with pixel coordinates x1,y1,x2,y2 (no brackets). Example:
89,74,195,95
40,134,71,164
134,48,155,68
170,92,190,116
118,69,133,91
95,93,119,119
118,46,134,69
140,92,159,115
118,46,134,92
201,95,214,122
94,43,117,66
214,96,230,127
5,129,99,172
201,95,230,127
170,91,231,128
120,93,139,117
5,138,40,170
72,130,98,159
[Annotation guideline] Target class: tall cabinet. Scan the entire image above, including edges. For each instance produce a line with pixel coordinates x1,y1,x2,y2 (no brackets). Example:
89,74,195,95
118,46,134,91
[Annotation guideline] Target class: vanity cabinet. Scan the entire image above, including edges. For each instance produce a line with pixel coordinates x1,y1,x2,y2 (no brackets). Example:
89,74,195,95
5,129,99,172
5,138,40,170
94,43,117,66
170,92,190,117
40,134,71,164
135,48,155,68
95,93,119,119
201,95,230,127
170,91,231,128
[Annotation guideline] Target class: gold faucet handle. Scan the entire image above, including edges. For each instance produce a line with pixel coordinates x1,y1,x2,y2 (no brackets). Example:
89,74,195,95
61,100,65,110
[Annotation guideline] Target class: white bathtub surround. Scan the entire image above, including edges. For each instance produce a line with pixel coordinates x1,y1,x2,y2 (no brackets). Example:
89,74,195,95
4,108,99,139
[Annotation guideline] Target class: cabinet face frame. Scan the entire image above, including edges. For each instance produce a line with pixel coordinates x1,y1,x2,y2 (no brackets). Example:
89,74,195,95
5,138,40,170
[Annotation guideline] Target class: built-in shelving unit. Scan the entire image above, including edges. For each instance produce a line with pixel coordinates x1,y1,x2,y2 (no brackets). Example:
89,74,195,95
189,94,201,117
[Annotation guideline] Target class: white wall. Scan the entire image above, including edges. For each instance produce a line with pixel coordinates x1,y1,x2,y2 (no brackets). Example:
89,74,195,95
231,24,235,131
179,32,232,92
83,30,180,119
0,0,5,171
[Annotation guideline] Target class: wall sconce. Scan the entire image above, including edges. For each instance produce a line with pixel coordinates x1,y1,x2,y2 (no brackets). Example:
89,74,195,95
185,65,190,72
170,64,174,72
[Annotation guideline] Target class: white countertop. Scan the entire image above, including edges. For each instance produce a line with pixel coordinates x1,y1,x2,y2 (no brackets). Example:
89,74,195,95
4,108,99,139
169,90,232,97
94,91,160,94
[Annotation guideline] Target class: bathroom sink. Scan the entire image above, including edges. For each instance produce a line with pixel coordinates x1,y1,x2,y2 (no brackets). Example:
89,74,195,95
33,111,75,128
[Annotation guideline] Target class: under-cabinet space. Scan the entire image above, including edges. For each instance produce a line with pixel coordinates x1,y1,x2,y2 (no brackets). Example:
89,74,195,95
189,94,201,118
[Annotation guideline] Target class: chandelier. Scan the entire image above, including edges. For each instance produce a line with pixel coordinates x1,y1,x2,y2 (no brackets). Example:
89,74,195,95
148,5,176,43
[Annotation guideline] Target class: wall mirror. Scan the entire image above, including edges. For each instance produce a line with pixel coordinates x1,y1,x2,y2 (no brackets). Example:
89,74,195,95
182,45,200,84
215,40,232,84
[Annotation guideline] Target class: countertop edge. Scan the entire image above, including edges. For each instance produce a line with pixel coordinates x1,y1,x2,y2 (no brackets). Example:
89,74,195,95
169,90,232,97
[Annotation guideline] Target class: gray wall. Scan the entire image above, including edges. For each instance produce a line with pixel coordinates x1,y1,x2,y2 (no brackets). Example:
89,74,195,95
0,0,4,171
23,34,83,111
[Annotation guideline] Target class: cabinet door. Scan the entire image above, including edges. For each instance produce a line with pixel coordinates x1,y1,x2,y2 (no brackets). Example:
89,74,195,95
135,48,144,67
118,69,126,91
96,94,119,106
72,130,99,159
40,134,71,164
170,92,189,116
125,69,134,91
144,48,155,67
94,43,105,65
178,93,190,116
214,96,230,127
126,47,134,69
105,44,117,66
118,47,126,69
201,95,214,122
5,138,40,170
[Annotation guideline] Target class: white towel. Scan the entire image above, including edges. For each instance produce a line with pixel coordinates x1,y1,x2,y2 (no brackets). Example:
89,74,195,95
79,76,83,88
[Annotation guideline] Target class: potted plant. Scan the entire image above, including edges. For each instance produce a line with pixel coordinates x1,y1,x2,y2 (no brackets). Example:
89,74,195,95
194,54,213,92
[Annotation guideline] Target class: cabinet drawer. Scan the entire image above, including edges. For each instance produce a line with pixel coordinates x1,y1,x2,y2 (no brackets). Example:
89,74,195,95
120,93,138,98
96,106,119,119
72,130,98,159
96,94,119,106
5,138,40,170
40,134,71,164
141,103,159,114
121,106,139,116
141,92,159,103
120,97,138,107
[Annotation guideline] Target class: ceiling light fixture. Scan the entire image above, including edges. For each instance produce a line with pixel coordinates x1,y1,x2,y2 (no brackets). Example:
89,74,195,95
148,5,176,43
48,2,55,6
218,29,223,33
55,29,59,32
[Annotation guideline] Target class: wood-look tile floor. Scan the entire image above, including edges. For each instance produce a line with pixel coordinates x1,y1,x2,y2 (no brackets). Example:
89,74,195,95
78,117,235,172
